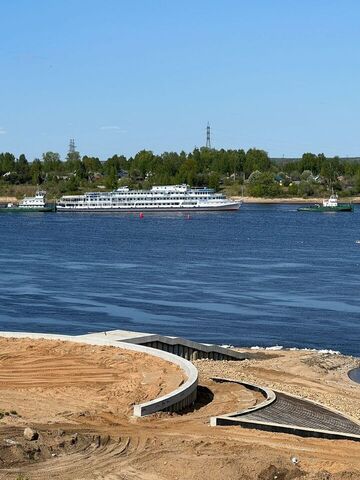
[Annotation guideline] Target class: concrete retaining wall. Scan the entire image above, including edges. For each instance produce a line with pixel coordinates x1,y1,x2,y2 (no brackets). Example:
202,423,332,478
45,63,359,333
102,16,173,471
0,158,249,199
0,331,198,417
121,335,249,361
214,417,360,442
139,340,245,361
82,330,250,361
210,377,276,426
209,377,360,442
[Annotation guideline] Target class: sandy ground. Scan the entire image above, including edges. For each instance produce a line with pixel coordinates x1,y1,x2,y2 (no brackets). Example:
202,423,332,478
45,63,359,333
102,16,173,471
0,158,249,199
0,338,185,423
0,339,359,480
0,197,18,204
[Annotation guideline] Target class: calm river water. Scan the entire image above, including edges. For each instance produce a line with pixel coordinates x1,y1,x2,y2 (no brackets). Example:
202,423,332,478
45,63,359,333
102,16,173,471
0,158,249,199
0,204,359,356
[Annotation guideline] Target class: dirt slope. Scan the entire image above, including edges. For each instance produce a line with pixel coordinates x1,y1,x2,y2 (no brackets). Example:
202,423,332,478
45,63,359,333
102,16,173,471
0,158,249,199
0,339,359,480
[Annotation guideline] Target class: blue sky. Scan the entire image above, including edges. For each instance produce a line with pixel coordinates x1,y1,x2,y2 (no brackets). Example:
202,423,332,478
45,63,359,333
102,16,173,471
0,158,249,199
1,0,360,160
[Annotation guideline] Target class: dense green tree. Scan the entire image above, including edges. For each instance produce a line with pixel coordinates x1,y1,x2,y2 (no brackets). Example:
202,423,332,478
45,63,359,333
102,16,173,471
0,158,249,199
247,172,281,197
130,150,155,179
208,172,221,190
82,156,103,176
65,150,82,172
301,170,313,180
1,145,360,198
177,158,197,185
300,153,320,174
320,155,344,185
248,170,262,184
42,152,62,173
288,183,299,196
64,174,80,193
0,152,16,175
298,180,315,197
343,160,357,177
15,154,31,182
244,149,271,176
153,152,182,184
354,170,360,193
105,165,119,190
30,159,43,184
104,155,128,175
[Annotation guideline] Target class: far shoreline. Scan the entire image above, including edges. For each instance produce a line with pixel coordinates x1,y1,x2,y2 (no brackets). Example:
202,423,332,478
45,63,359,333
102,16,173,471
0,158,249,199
232,195,360,204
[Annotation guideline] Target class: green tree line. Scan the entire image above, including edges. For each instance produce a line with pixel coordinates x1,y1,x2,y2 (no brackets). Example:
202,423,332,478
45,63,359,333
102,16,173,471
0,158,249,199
1,147,360,198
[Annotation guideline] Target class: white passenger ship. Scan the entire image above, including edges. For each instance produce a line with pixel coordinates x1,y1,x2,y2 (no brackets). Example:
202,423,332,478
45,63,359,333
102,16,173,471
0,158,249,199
56,185,240,212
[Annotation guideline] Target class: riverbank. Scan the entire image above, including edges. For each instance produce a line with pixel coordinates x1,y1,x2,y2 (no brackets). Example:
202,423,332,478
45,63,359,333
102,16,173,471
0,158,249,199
1,194,359,206
232,195,360,204
0,337,359,480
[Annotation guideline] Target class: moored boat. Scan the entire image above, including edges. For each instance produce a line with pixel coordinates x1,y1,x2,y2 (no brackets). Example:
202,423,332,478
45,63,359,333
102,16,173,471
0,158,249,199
56,184,241,212
0,191,56,213
297,194,353,212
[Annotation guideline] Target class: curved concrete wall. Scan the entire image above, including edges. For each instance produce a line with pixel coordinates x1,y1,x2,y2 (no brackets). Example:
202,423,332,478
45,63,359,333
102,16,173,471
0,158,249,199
209,378,360,442
0,332,198,417
210,377,276,426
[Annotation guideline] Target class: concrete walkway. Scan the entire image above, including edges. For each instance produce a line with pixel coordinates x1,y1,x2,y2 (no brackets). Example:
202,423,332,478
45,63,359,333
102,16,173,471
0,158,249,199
211,378,360,442
82,329,250,361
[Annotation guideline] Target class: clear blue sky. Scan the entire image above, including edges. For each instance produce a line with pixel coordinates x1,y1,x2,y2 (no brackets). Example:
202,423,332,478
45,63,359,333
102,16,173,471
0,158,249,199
1,0,360,160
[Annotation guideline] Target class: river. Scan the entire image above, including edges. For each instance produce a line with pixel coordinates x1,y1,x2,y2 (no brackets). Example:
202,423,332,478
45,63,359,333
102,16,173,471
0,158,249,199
0,204,359,356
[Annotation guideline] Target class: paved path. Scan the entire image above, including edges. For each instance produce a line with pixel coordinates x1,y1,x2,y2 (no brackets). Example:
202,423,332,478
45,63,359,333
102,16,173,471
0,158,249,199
210,379,360,440
242,392,360,436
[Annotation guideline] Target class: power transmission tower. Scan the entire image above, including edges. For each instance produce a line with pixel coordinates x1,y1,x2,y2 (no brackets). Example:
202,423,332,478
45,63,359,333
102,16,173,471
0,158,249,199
68,138,76,154
206,123,211,148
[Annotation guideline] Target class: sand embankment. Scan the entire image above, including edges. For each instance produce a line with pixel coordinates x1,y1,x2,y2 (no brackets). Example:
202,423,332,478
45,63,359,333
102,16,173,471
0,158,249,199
0,338,185,423
0,197,17,204
231,196,360,204
0,338,359,480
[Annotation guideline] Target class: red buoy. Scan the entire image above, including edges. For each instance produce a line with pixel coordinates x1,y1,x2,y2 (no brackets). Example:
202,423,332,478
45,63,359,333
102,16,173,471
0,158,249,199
139,212,144,219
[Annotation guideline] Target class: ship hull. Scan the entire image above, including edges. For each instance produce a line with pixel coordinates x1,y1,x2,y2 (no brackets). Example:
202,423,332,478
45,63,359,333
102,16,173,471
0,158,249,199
0,205,56,213
298,204,353,212
56,203,240,213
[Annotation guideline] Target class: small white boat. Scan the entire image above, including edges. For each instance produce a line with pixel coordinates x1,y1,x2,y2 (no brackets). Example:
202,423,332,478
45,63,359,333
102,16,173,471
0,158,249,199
0,191,55,213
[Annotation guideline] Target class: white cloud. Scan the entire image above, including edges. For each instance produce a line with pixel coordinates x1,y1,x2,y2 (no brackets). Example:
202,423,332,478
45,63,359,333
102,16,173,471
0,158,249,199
0,127,6,135
100,125,127,133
